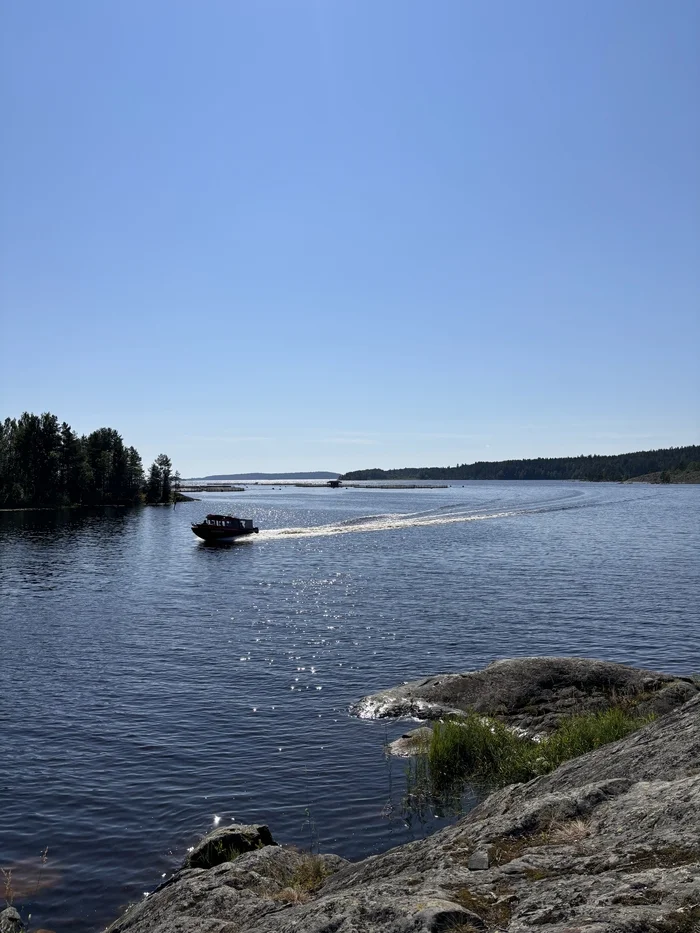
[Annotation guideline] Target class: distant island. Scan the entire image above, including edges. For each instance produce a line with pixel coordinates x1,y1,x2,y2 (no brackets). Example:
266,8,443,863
342,445,700,483
188,472,340,481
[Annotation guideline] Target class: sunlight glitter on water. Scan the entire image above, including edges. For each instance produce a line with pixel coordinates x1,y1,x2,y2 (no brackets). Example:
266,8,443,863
1,482,698,933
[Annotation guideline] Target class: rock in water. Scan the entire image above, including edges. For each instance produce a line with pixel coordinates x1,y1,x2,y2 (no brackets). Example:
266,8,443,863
0,908,24,933
385,726,433,757
183,823,275,869
351,656,698,733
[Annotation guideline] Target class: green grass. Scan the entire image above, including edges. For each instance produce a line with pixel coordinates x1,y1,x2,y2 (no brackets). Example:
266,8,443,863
416,707,654,797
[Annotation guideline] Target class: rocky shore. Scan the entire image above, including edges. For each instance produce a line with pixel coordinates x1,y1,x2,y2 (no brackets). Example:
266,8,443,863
6,658,696,933
626,470,700,484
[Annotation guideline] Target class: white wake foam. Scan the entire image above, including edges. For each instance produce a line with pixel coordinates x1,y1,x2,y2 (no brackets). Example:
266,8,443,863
257,508,517,541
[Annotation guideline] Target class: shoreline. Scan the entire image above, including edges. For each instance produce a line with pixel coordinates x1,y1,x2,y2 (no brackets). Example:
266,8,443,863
88,657,699,933
4,478,699,512
0,495,198,513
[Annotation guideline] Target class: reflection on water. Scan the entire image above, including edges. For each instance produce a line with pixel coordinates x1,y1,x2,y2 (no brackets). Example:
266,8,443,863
1,848,59,923
403,758,483,825
1,482,699,932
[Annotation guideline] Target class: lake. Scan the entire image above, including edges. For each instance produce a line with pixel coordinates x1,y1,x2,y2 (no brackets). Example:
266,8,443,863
1,481,698,931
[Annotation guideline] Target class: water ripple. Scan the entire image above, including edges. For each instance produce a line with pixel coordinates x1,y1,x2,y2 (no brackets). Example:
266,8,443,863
1,482,698,932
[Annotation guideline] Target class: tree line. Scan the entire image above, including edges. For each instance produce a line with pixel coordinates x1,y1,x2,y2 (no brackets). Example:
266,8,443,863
0,412,179,508
342,445,700,483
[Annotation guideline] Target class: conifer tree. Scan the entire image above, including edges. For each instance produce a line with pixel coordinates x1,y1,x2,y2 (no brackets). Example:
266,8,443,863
145,461,162,503
126,447,145,501
0,410,178,507
155,454,172,502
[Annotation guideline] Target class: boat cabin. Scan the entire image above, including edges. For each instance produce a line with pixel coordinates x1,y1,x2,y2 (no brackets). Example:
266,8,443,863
204,514,255,530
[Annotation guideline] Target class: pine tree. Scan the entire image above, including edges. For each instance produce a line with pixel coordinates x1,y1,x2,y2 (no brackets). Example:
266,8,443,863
156,453,173,503
0,410,179,507
60,422,90,504
145,462,162,503
125,447,145,502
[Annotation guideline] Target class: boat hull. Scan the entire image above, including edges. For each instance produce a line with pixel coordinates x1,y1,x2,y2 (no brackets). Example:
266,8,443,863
191,525,259,543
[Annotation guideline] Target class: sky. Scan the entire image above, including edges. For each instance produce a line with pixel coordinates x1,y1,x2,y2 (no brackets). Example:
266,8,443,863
1,0,698,475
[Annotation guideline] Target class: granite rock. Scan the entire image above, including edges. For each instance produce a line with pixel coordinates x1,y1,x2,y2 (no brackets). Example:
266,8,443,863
351,656,698,734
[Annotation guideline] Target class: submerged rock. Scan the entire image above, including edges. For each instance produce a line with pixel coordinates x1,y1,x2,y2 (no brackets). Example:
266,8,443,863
351,656,698,733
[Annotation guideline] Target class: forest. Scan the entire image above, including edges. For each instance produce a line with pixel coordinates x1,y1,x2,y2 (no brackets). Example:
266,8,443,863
0,411,178,508
342,445,700,483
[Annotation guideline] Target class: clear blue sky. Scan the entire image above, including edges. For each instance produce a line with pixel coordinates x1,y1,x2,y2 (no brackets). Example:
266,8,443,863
2,0,698,475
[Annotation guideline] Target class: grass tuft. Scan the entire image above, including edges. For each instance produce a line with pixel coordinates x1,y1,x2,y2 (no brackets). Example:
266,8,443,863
2,867,13,906
548,818,590,844
272,854,331,905
414,707,654,798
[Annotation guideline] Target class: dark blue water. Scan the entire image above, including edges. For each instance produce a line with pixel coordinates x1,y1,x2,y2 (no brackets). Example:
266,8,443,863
1,481,698,931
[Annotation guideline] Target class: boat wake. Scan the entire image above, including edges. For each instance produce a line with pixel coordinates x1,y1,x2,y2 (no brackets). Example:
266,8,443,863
260,506,541,541
254,488,606,541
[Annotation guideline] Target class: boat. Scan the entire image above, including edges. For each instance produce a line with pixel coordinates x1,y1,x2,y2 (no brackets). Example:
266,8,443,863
191,513,259,542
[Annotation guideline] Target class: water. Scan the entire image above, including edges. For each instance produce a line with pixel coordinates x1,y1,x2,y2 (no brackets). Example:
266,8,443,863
1,481,698,931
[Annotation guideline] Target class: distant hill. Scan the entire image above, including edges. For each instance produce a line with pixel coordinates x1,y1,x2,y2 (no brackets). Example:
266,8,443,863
188,472,341,481
342,446,700,483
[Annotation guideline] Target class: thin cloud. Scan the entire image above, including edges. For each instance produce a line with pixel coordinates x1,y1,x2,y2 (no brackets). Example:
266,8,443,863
412,432,489,440
325,436,378,446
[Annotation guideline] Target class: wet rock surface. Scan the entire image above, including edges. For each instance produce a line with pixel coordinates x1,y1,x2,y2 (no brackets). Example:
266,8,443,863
0,908,24,933
104,667,700,933
183,823,275,869
352,656,698,733
385,726,434,757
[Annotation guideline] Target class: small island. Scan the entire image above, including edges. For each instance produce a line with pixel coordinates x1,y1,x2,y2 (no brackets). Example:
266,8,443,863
0,411,184,509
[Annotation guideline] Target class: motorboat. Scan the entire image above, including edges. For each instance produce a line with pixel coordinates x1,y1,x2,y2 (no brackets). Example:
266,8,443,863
191,513,259,542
